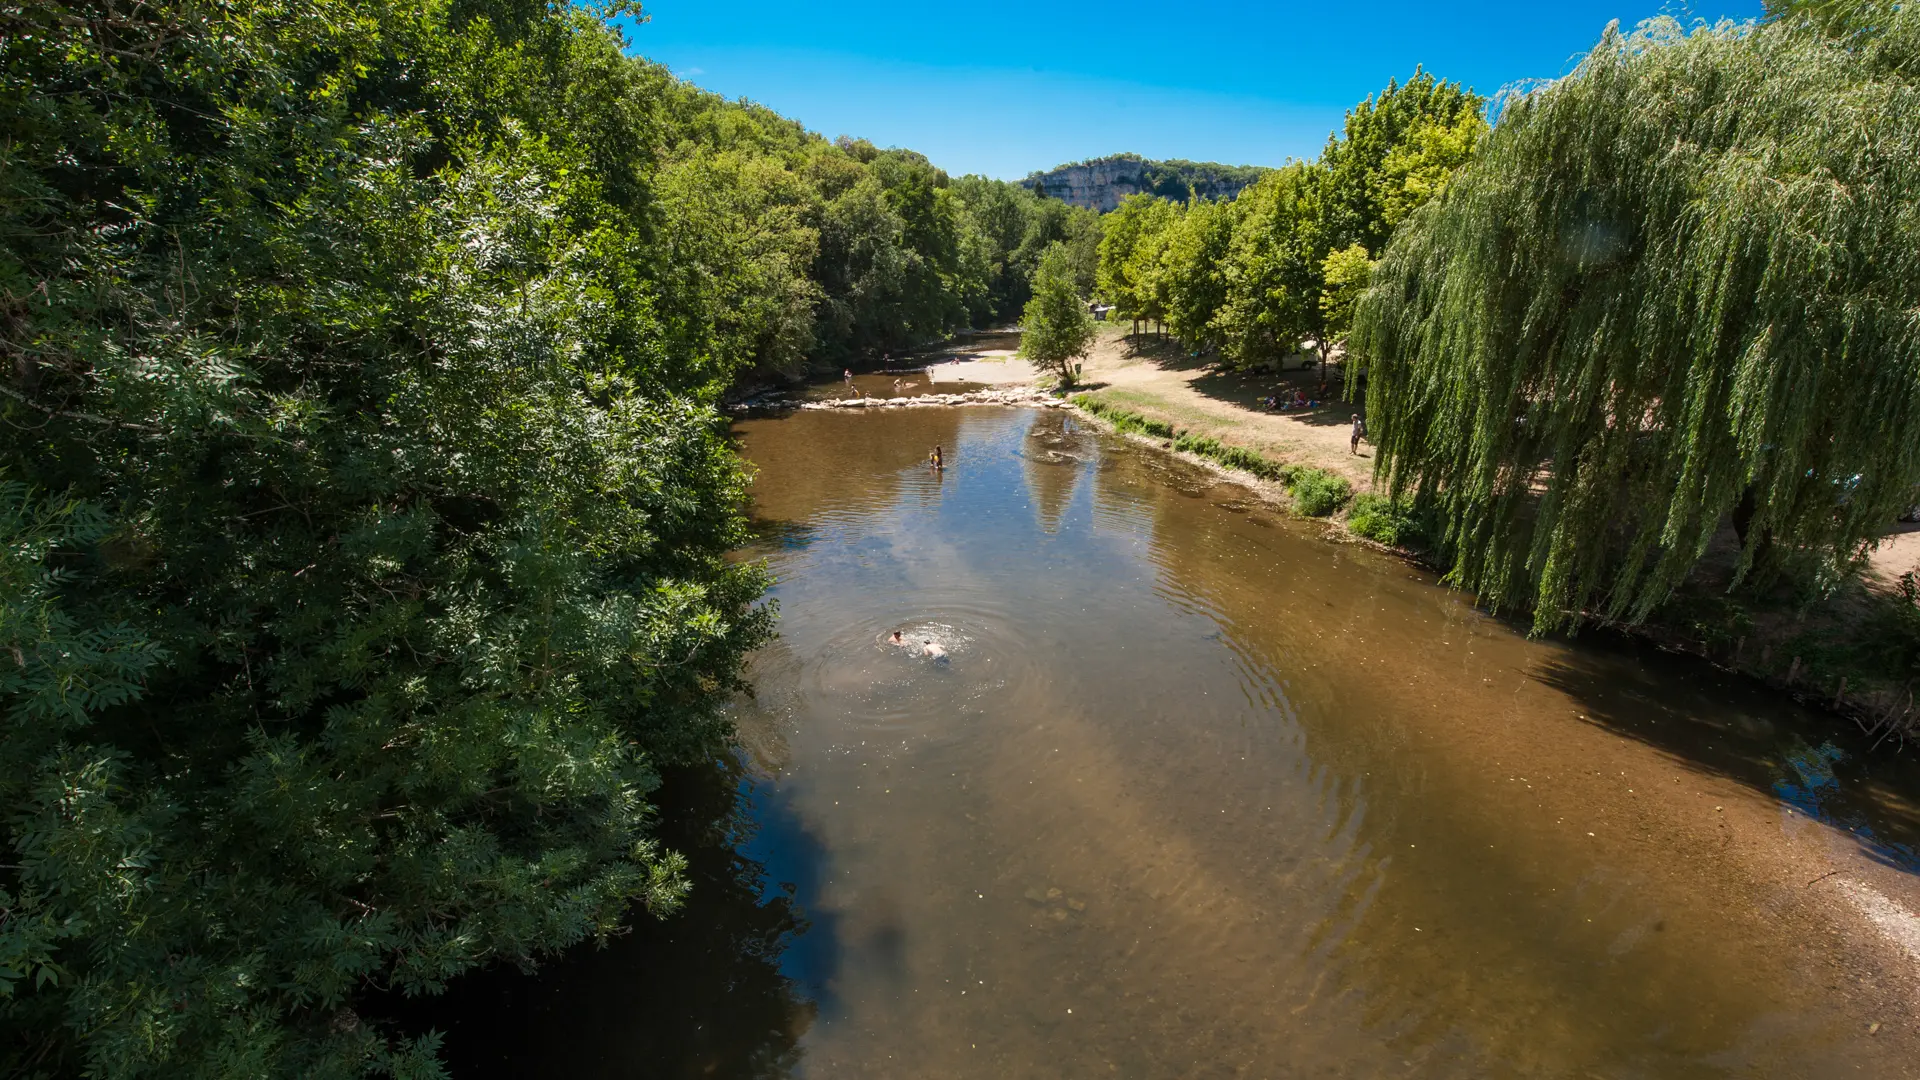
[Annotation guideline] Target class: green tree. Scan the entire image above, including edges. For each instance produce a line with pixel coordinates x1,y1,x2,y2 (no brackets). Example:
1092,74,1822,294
1318,243,1375,347
1096,194,1181,336
654,151,822,380
1354,9,1920,632
1059,208,1106,296
1158,199,1236,350
950,177,1102,327
1019,243,1097,386
1212,164,1333,366
1204,74,1481,372
0,1,773,1075
1321,68,1487,255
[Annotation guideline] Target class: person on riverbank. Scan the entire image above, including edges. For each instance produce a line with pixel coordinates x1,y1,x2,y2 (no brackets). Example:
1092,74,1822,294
1351,415,1367,455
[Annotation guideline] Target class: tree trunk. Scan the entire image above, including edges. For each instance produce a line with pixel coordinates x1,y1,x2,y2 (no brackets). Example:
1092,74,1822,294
1731,485,1773,563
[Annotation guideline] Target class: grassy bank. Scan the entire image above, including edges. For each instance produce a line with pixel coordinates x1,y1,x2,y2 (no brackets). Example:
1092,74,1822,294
1074,394,1362,523
1070,389,1920,750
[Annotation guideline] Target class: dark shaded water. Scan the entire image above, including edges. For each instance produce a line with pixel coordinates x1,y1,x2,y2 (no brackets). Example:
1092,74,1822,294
409,406,1920,1077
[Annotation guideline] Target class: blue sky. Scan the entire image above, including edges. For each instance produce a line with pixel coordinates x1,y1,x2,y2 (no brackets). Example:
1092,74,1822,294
617,2,1764,180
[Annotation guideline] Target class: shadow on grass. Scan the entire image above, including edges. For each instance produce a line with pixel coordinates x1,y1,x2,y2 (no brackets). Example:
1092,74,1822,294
1117,332,1215,373
1114,333,1362,428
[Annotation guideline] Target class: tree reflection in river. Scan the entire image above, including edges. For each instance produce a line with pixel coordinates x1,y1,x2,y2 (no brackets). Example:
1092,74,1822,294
403,406,1920,1077
1532,646,1920,875
1018,408,1090,534
391,755,815,1080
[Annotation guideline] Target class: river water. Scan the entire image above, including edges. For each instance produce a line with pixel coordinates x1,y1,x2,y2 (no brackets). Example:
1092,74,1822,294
417,405,1920,1077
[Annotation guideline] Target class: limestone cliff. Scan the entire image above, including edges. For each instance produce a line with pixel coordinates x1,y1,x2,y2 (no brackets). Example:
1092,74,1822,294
1020,154,1268,213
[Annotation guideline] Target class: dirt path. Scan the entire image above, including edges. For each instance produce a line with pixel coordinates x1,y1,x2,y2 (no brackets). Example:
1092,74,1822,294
921,326,1375,488
913,328,1367,488
1070,327,1380,487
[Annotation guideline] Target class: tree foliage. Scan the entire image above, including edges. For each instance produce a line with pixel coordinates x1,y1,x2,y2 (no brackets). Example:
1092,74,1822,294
1318,244,1375,346
1213,164,1333,364
1095,194,1181,332
1354,8,1920,631
950,177,1102,325
1320,69,1488,255
1018,243,1096,384
1158,200,1236,350
1093,73,1484,365
0,0,1085,1074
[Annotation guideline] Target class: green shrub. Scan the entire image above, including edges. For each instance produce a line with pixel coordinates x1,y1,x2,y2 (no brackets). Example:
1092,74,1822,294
1073,395,1176,438
1289,468,1353,516
1347,492,1418,544
1171,433,1288,480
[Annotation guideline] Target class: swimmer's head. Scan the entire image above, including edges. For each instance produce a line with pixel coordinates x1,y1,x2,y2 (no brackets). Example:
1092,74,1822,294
890,631,902,643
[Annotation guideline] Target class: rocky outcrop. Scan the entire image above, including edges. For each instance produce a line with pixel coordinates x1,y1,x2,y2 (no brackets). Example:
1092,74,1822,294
1021,154,1267,213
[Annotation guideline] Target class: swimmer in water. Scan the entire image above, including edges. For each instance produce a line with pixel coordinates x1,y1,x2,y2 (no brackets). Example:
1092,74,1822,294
888,630,945,660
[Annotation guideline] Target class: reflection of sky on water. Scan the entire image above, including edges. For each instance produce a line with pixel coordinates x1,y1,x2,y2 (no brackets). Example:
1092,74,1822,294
1773,739,1920,875
412,407,1920,1078
735,771,840,1007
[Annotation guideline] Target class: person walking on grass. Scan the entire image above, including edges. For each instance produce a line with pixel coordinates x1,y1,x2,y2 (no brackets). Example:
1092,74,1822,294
1350,414,1367,455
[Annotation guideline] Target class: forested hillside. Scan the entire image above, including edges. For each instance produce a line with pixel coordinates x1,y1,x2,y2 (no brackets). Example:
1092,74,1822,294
0,0,1089,1076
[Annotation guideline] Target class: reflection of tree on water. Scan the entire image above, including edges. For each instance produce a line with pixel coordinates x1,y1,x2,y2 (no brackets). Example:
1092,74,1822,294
1021,408,1089,534
381,755,812,1079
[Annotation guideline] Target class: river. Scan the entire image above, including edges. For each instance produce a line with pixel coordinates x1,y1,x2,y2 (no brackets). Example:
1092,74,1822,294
411,405,1920,1077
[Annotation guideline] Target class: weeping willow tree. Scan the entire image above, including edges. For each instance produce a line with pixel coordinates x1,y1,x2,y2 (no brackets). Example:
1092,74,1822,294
1353,6,1920,632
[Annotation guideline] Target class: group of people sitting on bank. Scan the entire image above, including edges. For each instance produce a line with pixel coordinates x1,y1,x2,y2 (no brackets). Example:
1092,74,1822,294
1263,389,1319,411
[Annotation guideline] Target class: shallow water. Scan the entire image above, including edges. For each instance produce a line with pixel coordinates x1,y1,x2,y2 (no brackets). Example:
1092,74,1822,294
416,406,1920,1078
798,372,992,401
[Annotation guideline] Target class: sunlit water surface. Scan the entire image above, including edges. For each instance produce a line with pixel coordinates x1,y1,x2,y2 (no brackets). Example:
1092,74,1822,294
412,406,1920,1078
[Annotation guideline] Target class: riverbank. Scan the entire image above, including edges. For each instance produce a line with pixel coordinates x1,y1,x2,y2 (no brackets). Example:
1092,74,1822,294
723,404,1920,1071
745,325,1920,751
1053,326,1920,751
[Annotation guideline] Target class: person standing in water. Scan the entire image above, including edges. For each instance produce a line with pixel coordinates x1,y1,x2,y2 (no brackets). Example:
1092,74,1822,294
930,444,944,470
